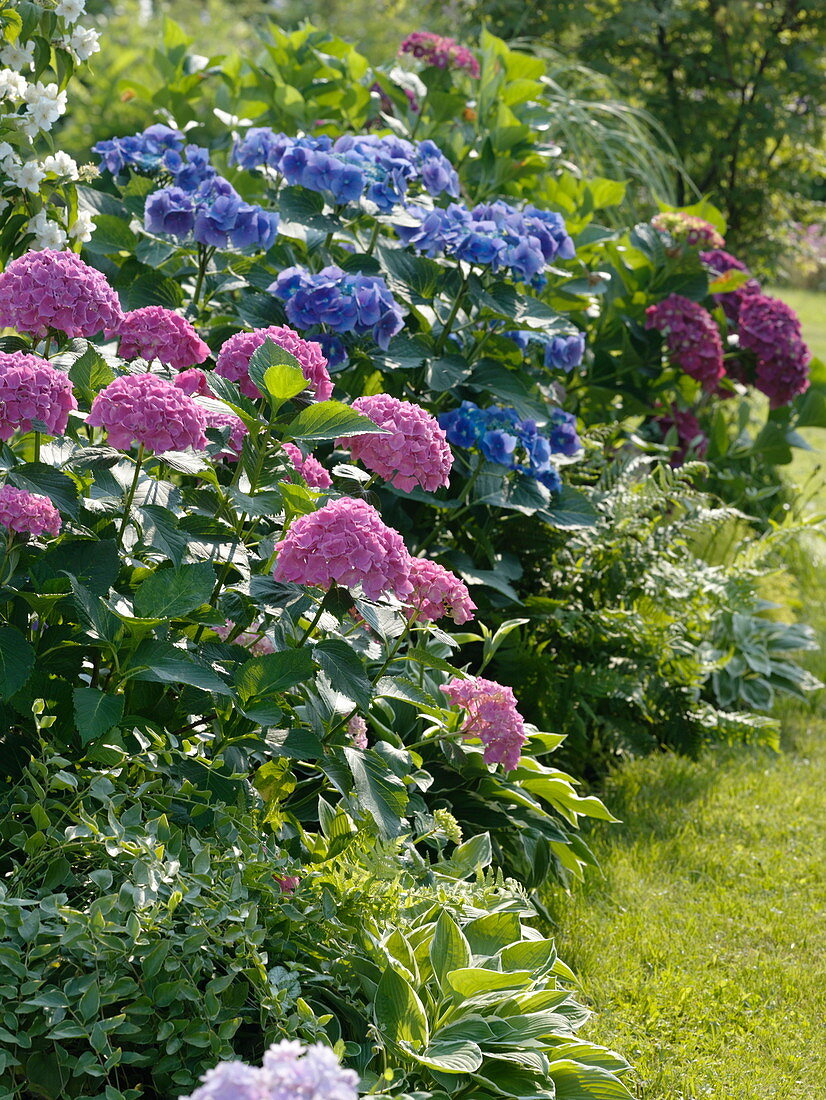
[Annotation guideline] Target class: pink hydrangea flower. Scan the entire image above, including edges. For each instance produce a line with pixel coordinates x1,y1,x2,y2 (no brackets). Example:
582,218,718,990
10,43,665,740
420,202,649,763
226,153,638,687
0,351,77,440
407,558,476,624
399,32,480,77
441,675,526,771
348,715,368,750
113,306,210,369
282,442,332,489
700,248,761,322
213,620,275,655
737,294,811,407
0,484,61,537
87,373,207,453
173,368,212,396
274,875,300,893
651,211,725,250
337,394,453,492
273,497,413,601
645,294,725,388
654,405,709,467
215,325,333,401
0,250,122,338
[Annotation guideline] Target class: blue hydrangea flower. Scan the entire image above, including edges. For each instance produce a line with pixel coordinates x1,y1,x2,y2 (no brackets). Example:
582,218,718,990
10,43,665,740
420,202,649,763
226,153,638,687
544,332,586,371
144,177,278,252
93,123,184,175
396,200,575,281
481,429,518,466
270,265,404,349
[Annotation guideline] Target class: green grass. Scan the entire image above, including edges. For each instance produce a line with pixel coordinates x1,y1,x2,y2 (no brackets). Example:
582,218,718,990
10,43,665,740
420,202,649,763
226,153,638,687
547,714,826,1099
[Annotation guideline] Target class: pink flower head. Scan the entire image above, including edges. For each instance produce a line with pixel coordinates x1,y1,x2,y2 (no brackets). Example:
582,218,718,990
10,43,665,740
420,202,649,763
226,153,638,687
173,369,212,396
0,352,77,441
87,373,207,453
700,248,761,323
399,32,480,77
337,394,453,492
0,484,61,537
348,715,368,750
645,294,725,388
0,250,122,338
282,442,332,489
407,558,476,624
215,325,333,401
441,675,526,771
651,211,725,250
654,405,709,467
273,496,413,601
274,875,300,893
113,306,210,370
737,294,811,407
201,406,248,459
213,620,275,655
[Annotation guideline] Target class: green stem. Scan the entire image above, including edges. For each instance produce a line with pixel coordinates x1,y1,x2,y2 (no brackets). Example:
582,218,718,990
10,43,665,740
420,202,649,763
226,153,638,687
116,444,145,549
297,597,326,645
33,432,40,463
435,275,469,354
188,245,214,316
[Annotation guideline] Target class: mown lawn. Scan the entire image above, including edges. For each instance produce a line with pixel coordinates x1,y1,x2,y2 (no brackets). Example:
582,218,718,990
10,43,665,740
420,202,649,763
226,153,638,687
547,713,826,1099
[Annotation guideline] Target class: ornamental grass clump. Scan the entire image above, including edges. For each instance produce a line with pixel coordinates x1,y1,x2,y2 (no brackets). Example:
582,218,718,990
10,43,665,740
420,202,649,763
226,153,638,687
0,351,77,439
337,393,453,492
0,249,122,337
216,326,333,400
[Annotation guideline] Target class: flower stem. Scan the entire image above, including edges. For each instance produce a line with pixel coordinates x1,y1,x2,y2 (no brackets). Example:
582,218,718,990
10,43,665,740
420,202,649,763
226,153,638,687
117,444,145,549
435,275,468,354
297,596,326,645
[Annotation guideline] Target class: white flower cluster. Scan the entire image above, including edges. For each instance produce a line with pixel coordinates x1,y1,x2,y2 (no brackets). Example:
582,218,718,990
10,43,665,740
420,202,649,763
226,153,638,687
0,0,98,251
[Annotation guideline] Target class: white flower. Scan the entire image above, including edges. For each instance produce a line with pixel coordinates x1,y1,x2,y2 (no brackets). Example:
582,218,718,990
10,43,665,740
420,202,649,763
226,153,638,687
65,25,100,62
68,210,95,242
42,151,79,180
0,199,8,217
22,82,67,136
55,0,87,24
7,159,45,193
0,68,27,100
0,40,35,72
27,210,67,251
0,141,18,169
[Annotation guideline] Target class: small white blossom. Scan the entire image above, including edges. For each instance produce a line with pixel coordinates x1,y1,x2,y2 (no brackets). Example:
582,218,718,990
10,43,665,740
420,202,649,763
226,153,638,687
27,209,67,250
42,151,79,180
22,82,68,136
0,40,35,72
7,159,45,193
68,210,95,242
55,0,87,24
65,25,100,62
0,199,8,217
0,68,27,100
0,141,18,169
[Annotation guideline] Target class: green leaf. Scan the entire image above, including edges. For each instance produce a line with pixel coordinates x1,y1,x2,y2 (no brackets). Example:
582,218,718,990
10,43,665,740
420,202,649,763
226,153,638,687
344,746,409,839
31,538,119,596
247,337,306,400
68,345,115,403
465,910,523,954
8,463,78,518
285,401,389,443
0,627,34,701
446,967,532,997
68,575,121,643
541,487,600,529
125,269,184,310
373,965,429,1047
548,1060,634,1099
314,639,372,708
73,687,124,746
430,911,471,986
128,639,234,696
403,1038,483,1074
83,214,137,254
133,562,215,620
234,649,315,701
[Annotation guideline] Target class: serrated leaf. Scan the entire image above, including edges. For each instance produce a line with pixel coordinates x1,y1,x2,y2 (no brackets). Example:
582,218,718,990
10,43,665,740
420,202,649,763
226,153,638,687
8,463,78,518
234,649,315,701
286,401,389,443
128,639,234,696
344,746,408,839
133,562,215,620
73,687,124,746
0,627,35,701
247,337,306,400
314,639,372,708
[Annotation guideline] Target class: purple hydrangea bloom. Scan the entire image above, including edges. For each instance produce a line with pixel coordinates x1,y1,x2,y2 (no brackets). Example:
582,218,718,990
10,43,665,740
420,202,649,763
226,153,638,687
544,332,586,371
93,123,184,175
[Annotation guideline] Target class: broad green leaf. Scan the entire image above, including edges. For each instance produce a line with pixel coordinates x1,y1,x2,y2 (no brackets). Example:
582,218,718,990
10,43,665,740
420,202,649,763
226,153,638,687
314,639,372,708
68,345,115,403
286,401,389,443
128,640,234,696
73,687,124,746
30,538,119,596
435,833,493,878
430,911,471,986
373,965,429,1047
68,576,121,643
234,649,315,701
548,1060,634,1099
247,337,305,399
499,938,557,973
344,746,409,840
133,562,215,620
446,968,533,998
0,626,34,700
465,910,523,955
9,463,78,517
402,1039,483,1074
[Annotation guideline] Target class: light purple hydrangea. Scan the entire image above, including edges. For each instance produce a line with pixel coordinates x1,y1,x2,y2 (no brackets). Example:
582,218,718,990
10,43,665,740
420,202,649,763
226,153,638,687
179,1040,360,1100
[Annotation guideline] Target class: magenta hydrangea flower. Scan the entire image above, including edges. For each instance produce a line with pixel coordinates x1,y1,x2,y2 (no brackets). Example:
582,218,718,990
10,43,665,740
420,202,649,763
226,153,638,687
737,294,811,407
645,294,725,388
213,620,275,655
399,32,480,77
337,394,453,492
0,484,61,537
170,372,247,458
274,875,300,894
173,368,212,396
0,351,77,441
651,211,725,250
282,442,332,489
87,373,207,453
215,325,333,401
407,558,476,624
273,497,413,601
348,715,368,750
441,675,526,771
700,248,761,322
262,1040,360,1100
113,306,210,370
0,250,122,338
654,406,709,467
